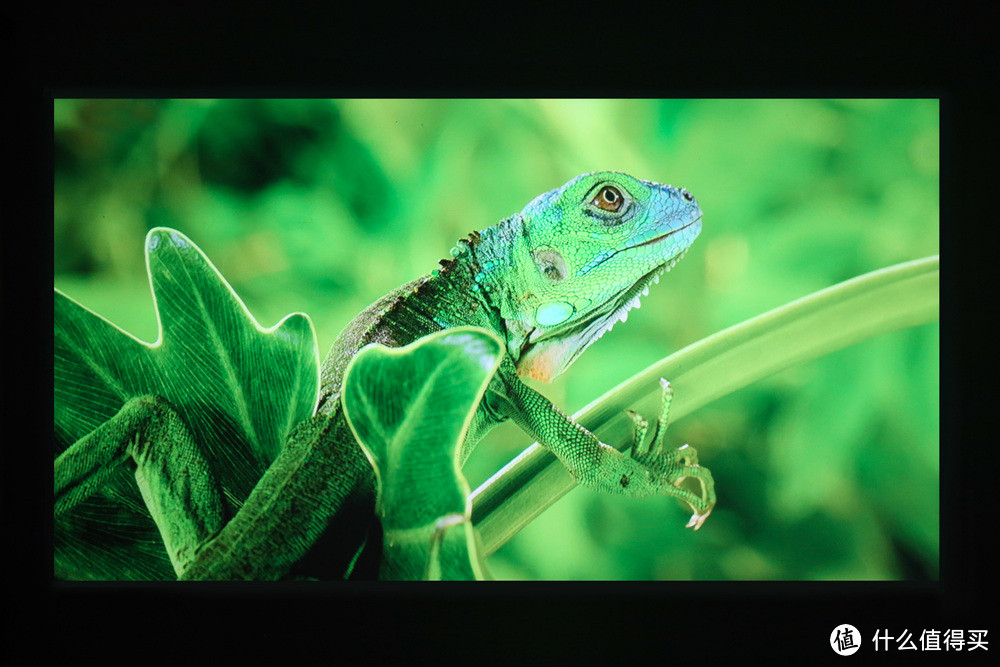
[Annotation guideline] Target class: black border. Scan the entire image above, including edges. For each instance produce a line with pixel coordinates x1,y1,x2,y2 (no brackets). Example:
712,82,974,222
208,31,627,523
7,3,994,662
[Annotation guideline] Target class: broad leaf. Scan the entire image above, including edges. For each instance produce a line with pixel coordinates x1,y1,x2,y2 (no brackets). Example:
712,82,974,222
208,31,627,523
54,227,320,580
341,327,502,580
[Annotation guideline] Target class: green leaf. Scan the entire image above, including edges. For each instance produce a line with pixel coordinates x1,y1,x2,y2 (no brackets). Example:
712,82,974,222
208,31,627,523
471,255,939,556
341,327,503,580
54,227,320,580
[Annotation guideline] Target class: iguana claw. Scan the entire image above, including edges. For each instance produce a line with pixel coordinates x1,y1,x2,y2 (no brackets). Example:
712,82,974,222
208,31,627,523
628,379,716,529
667,447,715,530
686,510,711,531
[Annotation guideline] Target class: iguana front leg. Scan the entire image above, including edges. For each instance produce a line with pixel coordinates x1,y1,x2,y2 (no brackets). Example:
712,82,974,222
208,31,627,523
495,363,715,528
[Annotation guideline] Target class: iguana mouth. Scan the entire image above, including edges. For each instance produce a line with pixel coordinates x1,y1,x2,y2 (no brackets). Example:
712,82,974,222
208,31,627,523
614,217,701,258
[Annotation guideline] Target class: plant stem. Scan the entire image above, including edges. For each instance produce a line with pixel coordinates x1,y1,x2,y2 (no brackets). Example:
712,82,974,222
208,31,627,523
470,255,939,556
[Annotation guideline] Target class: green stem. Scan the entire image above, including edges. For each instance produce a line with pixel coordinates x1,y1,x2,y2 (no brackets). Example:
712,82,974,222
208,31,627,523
470,255,939,556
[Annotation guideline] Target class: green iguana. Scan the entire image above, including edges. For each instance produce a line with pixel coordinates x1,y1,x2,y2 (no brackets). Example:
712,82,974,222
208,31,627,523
54,171,715,580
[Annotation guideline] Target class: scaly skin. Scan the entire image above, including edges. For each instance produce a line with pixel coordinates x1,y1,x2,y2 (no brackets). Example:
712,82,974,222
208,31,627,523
54,171,716,580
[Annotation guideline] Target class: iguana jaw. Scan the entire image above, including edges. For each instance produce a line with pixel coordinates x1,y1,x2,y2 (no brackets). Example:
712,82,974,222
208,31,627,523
514,218,700,381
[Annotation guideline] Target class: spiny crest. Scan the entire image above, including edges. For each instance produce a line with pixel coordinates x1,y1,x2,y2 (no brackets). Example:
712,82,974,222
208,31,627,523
414,229,494,322
432,230,481,274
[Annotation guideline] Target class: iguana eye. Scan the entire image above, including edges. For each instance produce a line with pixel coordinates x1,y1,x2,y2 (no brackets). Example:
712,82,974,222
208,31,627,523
591,186,624,213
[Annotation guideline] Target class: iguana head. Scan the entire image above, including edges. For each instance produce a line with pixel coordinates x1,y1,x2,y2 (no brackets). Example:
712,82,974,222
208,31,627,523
476,171,702,382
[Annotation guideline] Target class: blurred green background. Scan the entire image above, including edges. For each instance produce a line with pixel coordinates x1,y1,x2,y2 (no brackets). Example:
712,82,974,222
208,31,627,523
53,99,939,580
